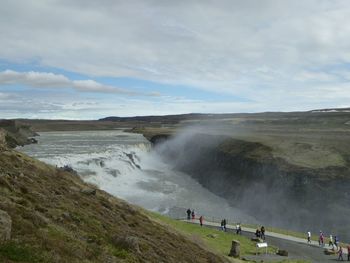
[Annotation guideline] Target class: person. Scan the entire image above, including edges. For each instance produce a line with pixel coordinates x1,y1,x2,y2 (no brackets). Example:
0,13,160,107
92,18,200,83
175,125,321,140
223,219,227,232
329,234,334,247
199,215,203,227
335,236,339,249
236,223,242,235
338,246,344,261
261,226,266,240
307,231,311,244
191,210,195,220
347,245,350,261
319,231,324,246
220,220,224,231
255,229,261,238
186,208,191,220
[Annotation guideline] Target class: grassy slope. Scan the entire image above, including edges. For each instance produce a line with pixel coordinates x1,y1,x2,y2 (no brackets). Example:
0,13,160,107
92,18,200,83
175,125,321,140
0,148,228,263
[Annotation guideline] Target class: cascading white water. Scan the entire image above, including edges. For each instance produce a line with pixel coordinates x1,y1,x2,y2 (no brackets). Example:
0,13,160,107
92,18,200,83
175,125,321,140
19,130,258,223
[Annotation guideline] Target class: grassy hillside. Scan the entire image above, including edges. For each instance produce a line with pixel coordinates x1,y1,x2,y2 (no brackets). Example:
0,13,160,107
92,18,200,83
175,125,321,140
0,145,228,262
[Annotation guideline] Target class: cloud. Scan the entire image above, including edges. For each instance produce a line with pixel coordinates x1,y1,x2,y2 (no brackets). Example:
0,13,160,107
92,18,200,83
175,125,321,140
1,0,350,117
0,70,157,96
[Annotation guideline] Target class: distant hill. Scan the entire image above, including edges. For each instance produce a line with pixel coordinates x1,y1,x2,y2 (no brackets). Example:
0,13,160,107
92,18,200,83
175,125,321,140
310,107,350,113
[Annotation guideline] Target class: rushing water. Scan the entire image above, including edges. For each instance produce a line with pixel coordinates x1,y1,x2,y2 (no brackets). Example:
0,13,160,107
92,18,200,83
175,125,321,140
19,130,257,223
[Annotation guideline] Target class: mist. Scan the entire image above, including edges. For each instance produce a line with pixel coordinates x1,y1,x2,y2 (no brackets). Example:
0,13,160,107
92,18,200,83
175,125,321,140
153,124,350,242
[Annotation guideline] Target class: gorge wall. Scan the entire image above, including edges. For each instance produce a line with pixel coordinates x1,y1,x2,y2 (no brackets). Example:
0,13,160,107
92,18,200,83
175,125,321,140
154,132,350,240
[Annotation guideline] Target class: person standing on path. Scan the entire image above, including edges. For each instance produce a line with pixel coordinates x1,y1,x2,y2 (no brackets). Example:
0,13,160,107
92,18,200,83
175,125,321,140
261,226,266,240
220,220,224,231
191,210,195,220
223,219,227,232
335,236,339,249
319,231,324,246
329,234,334,248
307,231,311,244
236,223,242,235
199,215,203,227
186,208,191,220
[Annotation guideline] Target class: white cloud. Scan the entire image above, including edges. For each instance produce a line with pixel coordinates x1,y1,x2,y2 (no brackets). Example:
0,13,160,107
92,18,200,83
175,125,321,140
1,1,350,117
0,70,157,96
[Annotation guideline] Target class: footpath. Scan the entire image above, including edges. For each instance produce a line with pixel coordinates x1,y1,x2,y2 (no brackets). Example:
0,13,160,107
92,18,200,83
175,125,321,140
181,218,328,248
181,218,343,263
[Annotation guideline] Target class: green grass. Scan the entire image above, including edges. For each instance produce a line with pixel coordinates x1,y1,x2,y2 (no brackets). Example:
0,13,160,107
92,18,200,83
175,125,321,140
146,212,314,263
146,211,277,257
0,242,41,262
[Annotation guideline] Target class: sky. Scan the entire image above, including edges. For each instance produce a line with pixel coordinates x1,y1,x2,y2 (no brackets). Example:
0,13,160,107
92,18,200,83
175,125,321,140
1,0,350,119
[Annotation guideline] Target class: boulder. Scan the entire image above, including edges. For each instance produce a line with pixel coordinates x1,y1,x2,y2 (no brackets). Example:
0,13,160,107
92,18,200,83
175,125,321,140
81,188,96,196
229,240,240,258
0,209,12,242
324,248,337,255
277,249,288,256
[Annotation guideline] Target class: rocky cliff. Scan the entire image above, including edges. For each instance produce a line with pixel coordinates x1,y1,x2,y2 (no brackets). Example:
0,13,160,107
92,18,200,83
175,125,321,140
155,133,350,241
0,120,38,148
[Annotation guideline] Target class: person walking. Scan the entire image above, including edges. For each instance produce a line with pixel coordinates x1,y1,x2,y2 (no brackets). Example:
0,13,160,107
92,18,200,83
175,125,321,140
199,215,203,227
319,231,324,246
223,219,227,232
329,234,334,248
307,231,311,244
220,220,224,231
261,226,266,240
335,236,339,249
236,223,241,235
186,208,191,220
191,210,195,220
338,246,344,261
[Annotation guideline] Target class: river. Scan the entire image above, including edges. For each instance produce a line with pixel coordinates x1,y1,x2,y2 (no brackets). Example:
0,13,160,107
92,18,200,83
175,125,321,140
18,130,257,224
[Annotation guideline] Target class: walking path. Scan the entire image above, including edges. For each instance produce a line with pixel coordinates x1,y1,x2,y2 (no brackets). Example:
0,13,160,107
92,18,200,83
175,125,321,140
180,219,342,262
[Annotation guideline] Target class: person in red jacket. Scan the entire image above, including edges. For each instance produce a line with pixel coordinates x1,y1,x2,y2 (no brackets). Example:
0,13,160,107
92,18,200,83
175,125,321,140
199,215,203,227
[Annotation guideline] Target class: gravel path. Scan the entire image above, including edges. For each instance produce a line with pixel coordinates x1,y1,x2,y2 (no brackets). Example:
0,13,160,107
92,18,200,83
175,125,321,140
181,219,343,262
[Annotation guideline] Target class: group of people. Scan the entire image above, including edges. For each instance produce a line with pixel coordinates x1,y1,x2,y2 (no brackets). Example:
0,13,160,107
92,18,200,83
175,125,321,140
307,230,340,248
186,208,195,220
307,230,350,261
255,226,266,240
186,208,204,226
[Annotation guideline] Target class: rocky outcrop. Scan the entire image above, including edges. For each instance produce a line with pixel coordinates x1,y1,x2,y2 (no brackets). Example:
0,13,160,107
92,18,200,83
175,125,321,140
229,240,240,258
0,209,11,242
0,120,38,148
156,133,350,240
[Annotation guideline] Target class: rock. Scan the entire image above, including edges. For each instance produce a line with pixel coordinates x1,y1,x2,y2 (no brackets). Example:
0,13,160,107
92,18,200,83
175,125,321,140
324,248,337,255
112,235,141,253
62,212,71,220
59,165,78,175
229,240,240,258
27,138,38,144
0,209,12,242
69,186,80,192
277,249,288,256
207,233,218,239
81,188,96,196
